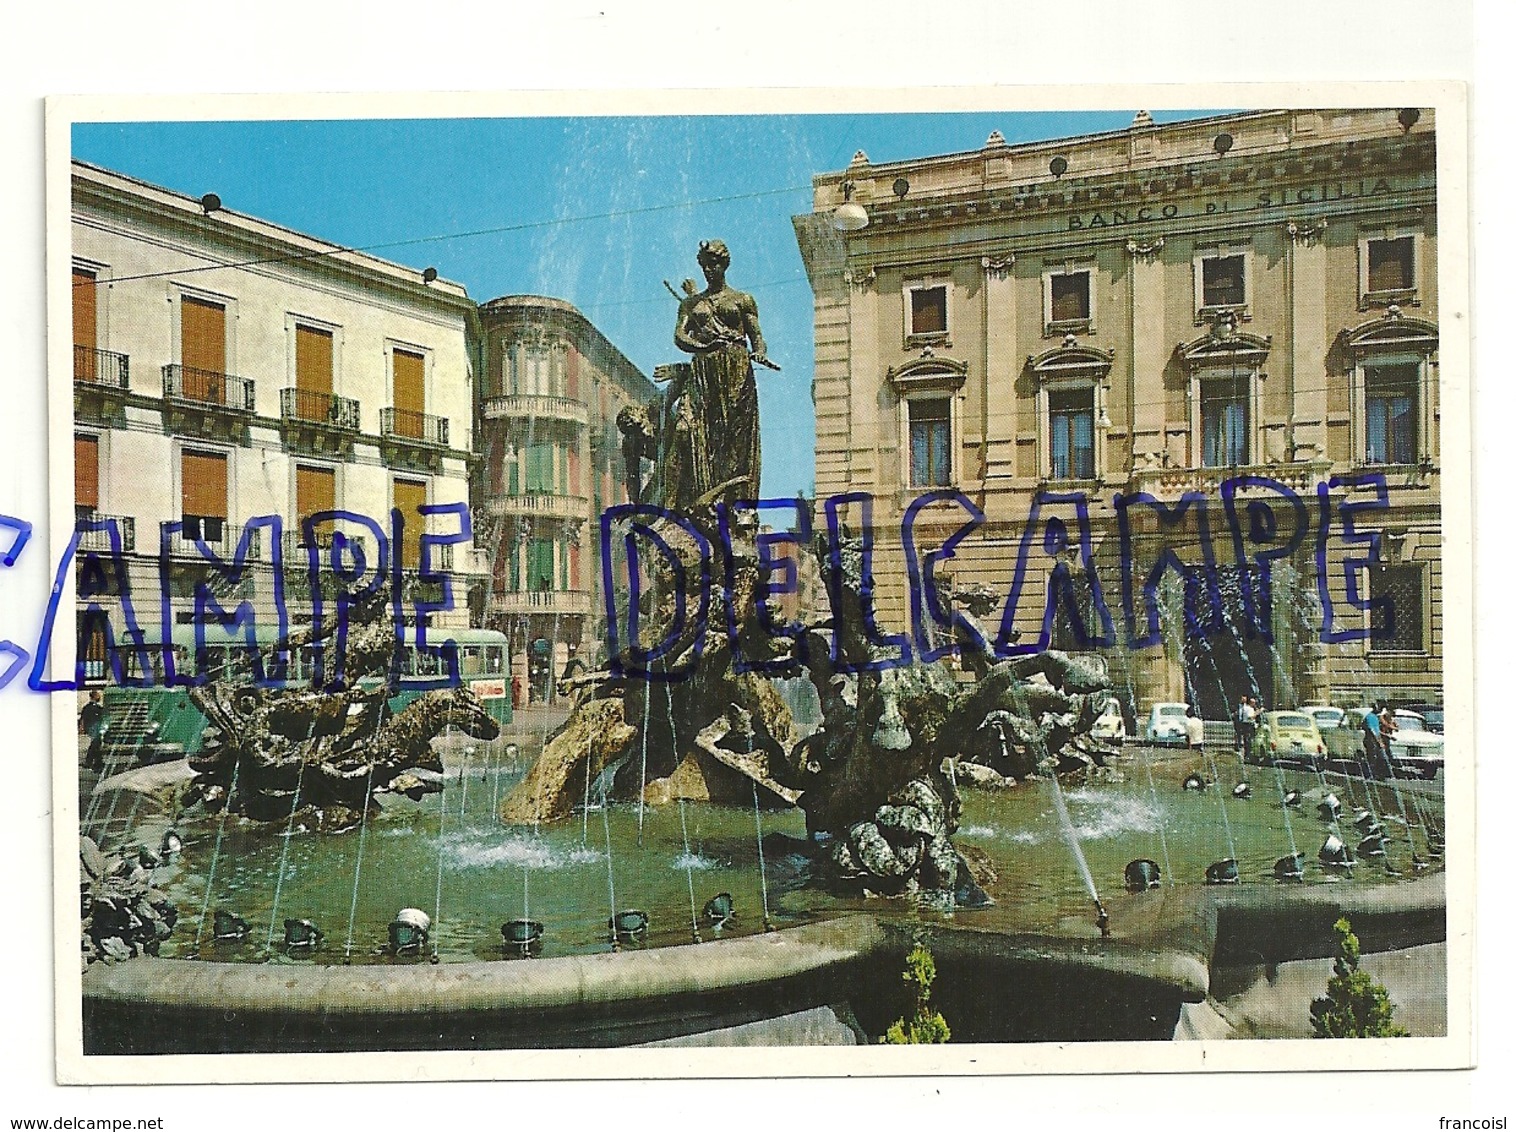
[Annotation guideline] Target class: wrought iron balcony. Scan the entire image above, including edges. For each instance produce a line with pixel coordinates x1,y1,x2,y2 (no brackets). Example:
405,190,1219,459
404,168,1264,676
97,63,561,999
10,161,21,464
163,520,263,561
74,514,135,553
280,530,454,573
74,346,129,389
280,387,360,431
380,407,449,446
489,589,592,616
162,364,255,412
481,393,588,426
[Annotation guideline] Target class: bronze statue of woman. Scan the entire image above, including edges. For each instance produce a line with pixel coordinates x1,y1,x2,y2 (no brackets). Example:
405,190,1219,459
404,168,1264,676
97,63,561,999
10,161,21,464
673,239,774,504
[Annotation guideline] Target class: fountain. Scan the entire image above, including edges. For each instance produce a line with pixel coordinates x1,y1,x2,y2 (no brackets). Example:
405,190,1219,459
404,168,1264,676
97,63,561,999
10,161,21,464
78,240,1449,1053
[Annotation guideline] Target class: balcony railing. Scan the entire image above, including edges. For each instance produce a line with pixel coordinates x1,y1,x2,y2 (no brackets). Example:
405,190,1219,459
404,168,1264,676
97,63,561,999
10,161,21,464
280,387,360,430
482,393,588,426
162,364,255,411
163,521,263,561
74,346,129,389
75,514,136,553
280,530,454,573
380,407,449,446
484,493,591,521
490,589,592,616
1127,458,1333,498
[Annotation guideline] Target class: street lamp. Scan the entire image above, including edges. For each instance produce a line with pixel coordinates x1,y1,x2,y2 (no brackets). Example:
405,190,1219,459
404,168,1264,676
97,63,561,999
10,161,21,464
832,181,869,232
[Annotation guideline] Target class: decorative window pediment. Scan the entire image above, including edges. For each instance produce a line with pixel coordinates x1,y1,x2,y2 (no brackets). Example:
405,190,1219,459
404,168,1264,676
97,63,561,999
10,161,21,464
887,348,967,395
1027,336,1114,384
1343,310,1438,357
1179,314,1272,371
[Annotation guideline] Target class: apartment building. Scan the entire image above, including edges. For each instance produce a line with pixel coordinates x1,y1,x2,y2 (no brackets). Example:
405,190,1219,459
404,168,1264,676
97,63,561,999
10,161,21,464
71,160,482,681
473,295,656,702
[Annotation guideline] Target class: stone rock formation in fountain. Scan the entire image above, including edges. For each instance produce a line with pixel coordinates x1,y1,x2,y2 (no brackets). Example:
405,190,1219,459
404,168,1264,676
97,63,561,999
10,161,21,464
499,240,1124,906
79,835,177,967
183,597,501,832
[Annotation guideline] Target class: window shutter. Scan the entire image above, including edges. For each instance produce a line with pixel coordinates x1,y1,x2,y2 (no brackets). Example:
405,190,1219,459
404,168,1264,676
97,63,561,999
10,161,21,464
393,478,428,569
181,297,226,376
75,434,99,510
392,349,426,437
181,450,228,519
73,269,97,357
296,465,336,521
295,325,334,394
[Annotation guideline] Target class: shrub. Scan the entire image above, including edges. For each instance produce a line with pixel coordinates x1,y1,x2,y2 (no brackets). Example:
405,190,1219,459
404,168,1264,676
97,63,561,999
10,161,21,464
1310,917,1408,1038
881,945,950,1044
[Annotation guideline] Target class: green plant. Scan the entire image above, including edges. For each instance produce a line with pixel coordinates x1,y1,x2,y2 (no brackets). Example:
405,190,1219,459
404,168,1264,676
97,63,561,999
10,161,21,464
881,945,950,1044
1310,917,1408,1038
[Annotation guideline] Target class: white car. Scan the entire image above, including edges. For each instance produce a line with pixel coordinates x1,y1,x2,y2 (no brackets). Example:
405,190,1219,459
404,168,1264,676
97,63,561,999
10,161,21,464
1387,709,1445,779
1306,706,1345,733
1090,697,1126,743
1145,702,1191,746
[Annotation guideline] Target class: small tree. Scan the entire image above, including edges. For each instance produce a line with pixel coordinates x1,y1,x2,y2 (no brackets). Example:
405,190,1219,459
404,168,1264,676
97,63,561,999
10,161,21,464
882,945,950,1044
1310,917,1408,1038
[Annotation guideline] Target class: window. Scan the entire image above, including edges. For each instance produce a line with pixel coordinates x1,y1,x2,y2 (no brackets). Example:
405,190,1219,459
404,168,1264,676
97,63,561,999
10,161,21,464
391,348,427,438
393,478,428,570
1049,271,1091,325
1201,375,1249,467
181,296,228,398
1049,388,1094,479
79,614,109,685
73,268,98,381
528,537,555,592
908,398,952,487
1365,364,1419,465
909,285,948,338
295,465,336,545
287,323,335,422
521,347,550,396
180,449,228,543
524,441,557,493
1201,255,1246,309
1369,563,1425,653
75,434,99,515
1367,236,1415,294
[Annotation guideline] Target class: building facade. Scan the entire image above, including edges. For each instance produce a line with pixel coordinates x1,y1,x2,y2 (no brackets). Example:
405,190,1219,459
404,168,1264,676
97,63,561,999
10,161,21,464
71,160,484,682
795,108,1441,716
472,295,655,702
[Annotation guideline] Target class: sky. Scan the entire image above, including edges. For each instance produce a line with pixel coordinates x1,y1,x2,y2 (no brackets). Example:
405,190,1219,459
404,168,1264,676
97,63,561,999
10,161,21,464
73,110,1216,499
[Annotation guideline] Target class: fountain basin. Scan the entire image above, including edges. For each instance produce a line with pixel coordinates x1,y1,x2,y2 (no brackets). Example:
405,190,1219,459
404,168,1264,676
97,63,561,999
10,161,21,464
81,874,1444,1056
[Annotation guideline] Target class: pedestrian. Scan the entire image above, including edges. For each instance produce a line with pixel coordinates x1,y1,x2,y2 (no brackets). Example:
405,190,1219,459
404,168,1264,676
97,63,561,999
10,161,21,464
1361,702,1388,779
1234,694,1256,757
1185,704,1204,749
80,690,105,771
1378,700,1398,776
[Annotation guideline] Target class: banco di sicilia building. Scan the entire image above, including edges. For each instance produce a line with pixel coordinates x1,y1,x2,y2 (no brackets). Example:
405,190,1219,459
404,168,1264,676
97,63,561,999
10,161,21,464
793,108,1440,717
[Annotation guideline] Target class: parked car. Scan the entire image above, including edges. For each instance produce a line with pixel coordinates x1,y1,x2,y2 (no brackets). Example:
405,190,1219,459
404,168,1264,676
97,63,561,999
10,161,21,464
1305,705,1344,734
1145,702,1190,746
1386,709,1445,778
1248,710,1327,767
1400,703,1445,734
1091,697,1127,743
1321,707,1445,779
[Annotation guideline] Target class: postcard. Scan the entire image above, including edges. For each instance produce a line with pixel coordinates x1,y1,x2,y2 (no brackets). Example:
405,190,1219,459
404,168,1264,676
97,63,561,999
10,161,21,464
38,83,1471,1083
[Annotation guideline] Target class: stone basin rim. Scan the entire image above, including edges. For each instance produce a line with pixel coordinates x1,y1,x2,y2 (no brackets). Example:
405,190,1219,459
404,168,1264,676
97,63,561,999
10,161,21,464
82,874,1444,1024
